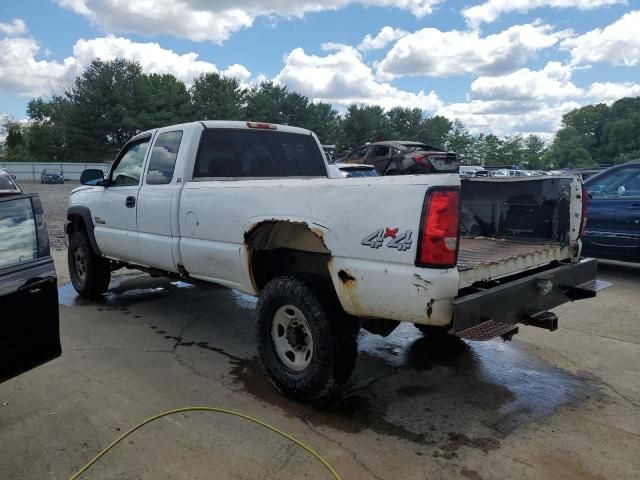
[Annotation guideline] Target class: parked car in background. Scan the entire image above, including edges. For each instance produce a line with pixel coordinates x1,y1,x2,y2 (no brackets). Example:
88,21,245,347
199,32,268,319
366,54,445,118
459,166,488,177
41,168,64,184
582,160,640,263
1,178,61,383
341,141,458,175
331,163,379,177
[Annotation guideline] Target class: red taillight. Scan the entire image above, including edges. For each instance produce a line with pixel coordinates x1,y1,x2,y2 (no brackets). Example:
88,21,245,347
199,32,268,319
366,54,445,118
580,185,589,237
417,189,460,267
413,154,428,165
246,122,277,130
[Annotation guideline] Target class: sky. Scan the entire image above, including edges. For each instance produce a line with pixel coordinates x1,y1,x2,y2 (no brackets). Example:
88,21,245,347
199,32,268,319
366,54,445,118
0,0,639,139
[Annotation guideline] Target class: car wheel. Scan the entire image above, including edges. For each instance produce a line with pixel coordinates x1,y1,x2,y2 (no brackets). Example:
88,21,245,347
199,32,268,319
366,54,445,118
68,230,111,298
256,275,359,401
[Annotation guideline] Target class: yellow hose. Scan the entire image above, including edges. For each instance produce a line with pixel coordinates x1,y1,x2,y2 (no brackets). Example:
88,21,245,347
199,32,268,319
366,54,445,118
69,406,342,480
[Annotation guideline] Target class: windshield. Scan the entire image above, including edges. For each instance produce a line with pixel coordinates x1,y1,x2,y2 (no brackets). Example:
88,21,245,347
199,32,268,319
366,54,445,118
44,169,61,174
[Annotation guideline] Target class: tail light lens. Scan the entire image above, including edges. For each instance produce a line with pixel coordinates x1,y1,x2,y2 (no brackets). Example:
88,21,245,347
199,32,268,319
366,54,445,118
580,185,589,237
413,154,428,165
417,189,460,267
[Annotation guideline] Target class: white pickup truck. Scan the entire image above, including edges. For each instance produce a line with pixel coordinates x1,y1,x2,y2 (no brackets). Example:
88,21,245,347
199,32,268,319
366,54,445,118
67,121,609,401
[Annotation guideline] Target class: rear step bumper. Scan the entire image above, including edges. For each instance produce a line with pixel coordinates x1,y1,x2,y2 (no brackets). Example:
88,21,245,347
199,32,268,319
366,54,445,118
452,258,611,341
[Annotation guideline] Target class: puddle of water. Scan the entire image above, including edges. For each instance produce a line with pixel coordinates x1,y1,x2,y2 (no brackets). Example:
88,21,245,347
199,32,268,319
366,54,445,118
58,282,170,308
231,290,258,310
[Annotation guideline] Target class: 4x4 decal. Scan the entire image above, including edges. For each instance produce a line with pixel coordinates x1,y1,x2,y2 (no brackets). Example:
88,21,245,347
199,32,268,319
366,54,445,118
361,228,413,251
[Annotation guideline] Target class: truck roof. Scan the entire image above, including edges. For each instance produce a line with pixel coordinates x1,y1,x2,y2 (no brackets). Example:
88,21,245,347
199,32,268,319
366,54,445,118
132,121,314,142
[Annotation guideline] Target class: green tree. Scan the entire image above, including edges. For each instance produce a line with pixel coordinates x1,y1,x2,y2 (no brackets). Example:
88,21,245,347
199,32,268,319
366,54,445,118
418,115,452,149
244,82,289,123
445,120,477,162
522,134,548,169
383,107,423,140
545,126,593,168
66,58,144,160
190,72,245,121
134,73,192,129
342,104,387,147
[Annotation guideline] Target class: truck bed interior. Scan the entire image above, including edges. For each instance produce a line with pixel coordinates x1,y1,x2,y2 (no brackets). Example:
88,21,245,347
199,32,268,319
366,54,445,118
458,176,575,288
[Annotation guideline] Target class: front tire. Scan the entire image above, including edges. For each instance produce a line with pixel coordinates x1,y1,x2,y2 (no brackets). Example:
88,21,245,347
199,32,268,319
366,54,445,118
68,230,111,298
256,275,358,402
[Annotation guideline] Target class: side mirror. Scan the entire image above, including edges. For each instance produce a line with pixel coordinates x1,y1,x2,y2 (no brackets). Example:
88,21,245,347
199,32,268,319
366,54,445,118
617,185,626,196
10,174,17,180
80,169,105,186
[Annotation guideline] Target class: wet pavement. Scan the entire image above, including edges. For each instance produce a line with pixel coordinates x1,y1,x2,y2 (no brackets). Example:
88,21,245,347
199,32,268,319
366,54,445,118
1,250,639,478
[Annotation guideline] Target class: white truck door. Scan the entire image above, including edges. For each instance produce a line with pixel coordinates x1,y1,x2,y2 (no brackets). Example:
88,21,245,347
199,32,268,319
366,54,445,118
91,135,151,263
136,130,184,272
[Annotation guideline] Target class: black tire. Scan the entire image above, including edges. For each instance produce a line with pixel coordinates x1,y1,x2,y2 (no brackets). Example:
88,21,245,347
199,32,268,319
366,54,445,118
68,230,111,298
256,275,358,402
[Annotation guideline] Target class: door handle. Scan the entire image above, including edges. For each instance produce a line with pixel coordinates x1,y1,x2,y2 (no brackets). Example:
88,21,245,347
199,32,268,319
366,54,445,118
125,196,136,208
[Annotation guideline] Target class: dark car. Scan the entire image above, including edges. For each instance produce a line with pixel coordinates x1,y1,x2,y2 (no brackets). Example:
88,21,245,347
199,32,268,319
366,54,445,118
0,170,61,383
341,141,458,175
41,168,64,184
568,167,607,181
582,160,640,263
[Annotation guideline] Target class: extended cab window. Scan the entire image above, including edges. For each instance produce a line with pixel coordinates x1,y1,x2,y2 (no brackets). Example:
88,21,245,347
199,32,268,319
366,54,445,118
0,198,37,269
146,131,183,185
110,137,150,186
193,129,326,178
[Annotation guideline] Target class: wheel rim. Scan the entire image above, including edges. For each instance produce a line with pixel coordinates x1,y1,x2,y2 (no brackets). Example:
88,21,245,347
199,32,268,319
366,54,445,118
74,248,87,282
271,305,314,372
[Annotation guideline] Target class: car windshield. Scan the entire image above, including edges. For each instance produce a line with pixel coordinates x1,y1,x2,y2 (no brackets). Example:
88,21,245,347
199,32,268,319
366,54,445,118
340,167,378,177
44,169,60,174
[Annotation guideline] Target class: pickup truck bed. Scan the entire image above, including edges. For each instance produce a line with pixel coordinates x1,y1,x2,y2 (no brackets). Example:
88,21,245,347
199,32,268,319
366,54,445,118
458,237,570,288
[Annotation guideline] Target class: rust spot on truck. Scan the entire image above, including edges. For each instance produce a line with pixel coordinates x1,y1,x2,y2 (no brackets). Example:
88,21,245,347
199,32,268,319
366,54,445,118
338,269,356,284
427,298,435,319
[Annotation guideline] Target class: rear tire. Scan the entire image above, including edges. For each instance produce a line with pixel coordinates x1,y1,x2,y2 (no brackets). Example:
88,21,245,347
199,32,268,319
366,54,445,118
256,275,358,402
68,230,111,298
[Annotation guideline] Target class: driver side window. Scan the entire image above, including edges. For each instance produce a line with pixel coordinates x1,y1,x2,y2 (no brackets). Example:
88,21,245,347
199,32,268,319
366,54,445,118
588,167,640,199
110,138,151,186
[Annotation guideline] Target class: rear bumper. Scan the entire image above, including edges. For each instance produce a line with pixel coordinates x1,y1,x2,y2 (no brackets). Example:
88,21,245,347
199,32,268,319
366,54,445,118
451,258,610,340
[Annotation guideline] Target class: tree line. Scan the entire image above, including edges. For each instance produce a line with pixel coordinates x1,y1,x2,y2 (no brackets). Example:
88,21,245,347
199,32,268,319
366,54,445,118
1,58,639,169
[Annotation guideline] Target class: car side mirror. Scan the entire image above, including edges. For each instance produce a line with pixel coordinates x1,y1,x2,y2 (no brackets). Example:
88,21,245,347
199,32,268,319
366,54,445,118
617,185,626,196
80,169,105,186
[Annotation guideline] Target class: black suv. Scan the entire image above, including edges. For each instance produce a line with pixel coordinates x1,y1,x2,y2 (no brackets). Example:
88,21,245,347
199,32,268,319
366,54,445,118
0,169,61,383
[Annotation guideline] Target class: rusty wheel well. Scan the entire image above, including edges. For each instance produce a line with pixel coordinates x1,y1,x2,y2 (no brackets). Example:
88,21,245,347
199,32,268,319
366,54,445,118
246,221,332,291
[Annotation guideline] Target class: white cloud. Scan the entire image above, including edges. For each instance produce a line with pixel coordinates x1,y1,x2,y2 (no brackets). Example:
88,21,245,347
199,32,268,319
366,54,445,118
0,37,76,97
358,26,408,52
0,34,253,97
0,18,28,36
376,23,566,79
561,10,640,67
585,81,640,103
72,36,218,84
56,0,442,43
470,62,582,101
437,99,582,139
463,0,626,29
274,44,442,111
